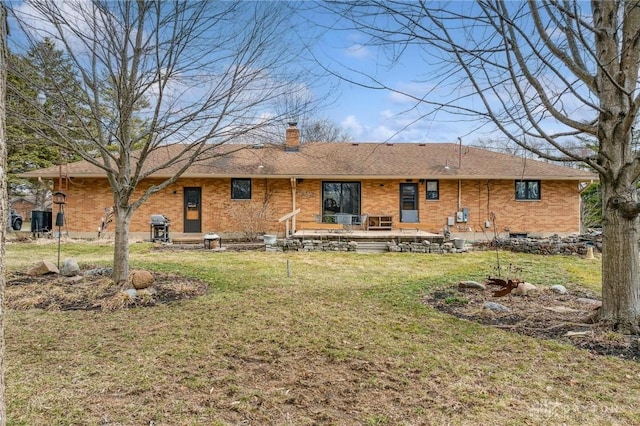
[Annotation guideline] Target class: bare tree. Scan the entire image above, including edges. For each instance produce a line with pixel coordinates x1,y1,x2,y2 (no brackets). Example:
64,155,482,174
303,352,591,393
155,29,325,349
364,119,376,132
0,1,7,422
301,118,352,142
329,1,640,332
10,1,317,285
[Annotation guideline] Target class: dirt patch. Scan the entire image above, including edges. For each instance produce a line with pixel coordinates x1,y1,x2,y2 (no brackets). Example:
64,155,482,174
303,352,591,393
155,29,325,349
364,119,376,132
6,267,208,311
423,282,640,361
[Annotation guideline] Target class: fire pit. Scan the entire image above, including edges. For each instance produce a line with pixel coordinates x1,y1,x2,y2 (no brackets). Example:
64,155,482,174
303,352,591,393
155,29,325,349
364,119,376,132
203,233,221,249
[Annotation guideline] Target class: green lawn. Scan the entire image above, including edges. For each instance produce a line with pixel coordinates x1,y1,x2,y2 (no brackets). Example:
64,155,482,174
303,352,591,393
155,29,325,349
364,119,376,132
4,241,638,425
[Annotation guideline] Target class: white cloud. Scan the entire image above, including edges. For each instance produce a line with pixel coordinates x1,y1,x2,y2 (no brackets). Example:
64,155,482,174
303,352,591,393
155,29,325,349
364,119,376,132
12,0,103,54
369,125,396,142
344,43,372,59
341,115,364,138
379,109,394,120
387,91,415,105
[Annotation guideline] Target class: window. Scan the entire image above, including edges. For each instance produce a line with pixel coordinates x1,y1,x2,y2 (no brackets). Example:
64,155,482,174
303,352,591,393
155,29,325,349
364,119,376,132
231,178,251,200
322,181,361,222
515,180,540,200
426,180,439,200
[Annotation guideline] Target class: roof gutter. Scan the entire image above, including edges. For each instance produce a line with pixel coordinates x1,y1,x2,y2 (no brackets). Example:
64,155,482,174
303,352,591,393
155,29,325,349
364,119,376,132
20,172,599,181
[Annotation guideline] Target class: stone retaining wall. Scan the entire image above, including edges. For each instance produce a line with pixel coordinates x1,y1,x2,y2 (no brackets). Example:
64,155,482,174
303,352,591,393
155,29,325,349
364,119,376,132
474,234,601,255
387,241,464,254
270,239,465,253
267,234,600,255
272,239,358,252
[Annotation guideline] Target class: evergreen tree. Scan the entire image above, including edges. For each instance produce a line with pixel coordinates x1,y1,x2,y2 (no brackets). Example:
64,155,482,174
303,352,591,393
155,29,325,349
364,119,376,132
7,39,84,204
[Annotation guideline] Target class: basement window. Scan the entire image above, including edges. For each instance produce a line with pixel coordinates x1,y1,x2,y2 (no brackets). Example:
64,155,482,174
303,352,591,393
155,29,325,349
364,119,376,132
515,180,540,200
231,178,251,200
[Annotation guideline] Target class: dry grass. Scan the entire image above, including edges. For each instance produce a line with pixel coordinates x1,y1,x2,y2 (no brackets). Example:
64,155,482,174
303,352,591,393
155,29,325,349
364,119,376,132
6,269,207,312
4,241,639,425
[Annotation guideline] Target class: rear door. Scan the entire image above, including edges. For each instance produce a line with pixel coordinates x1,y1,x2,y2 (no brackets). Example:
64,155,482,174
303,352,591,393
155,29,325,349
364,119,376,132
183,187,202,233
400,183,419,223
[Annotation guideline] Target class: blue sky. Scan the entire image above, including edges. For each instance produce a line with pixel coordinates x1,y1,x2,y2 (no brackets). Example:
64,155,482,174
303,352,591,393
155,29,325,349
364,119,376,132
303,6,498,145
7,1,503,145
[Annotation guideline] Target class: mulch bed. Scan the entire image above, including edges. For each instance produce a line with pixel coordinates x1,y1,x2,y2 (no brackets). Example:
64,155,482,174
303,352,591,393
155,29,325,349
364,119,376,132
423,283,640,361
6,268,208,311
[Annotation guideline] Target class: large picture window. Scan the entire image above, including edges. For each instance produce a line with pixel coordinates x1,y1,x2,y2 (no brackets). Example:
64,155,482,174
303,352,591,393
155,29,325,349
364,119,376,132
231,178,251,200
515,180,540,200
322,181,361,222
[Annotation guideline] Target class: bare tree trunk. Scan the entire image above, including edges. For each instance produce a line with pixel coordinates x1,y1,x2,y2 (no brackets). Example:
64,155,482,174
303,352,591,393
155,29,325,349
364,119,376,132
0,2,8,423
321,0,640,333
600,183,640,333
112,206,131,286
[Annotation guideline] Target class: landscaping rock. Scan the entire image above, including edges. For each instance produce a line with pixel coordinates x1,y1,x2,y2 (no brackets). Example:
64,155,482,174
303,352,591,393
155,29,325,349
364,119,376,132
511,282,537,296
577,298,602,308
483,302,510,312
84,267,113,276
129,270,155,289
544,306,580,314
65,276,84,284
458,280,486,290
550,284,568,294
27,260,59,276
60,258,80,277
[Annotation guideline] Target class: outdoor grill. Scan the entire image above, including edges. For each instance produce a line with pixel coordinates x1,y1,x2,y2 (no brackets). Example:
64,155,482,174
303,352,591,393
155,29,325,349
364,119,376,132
149,214,170,243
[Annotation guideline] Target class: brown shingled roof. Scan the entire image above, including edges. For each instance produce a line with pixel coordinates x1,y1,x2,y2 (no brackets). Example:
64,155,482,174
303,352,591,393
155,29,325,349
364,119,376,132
22,142,597,181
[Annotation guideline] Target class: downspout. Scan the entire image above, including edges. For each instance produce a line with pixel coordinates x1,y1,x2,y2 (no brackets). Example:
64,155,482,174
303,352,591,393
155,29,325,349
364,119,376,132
291,177,297,236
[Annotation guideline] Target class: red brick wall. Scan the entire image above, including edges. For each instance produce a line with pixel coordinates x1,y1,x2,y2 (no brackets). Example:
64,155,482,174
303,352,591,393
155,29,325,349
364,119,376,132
60,177,582,238
10,199,36,220
297,178,581,236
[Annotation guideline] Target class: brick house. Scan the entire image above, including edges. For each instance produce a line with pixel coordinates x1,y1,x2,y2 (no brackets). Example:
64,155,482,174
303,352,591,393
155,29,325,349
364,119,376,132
10,196,37,221
23,124,596,241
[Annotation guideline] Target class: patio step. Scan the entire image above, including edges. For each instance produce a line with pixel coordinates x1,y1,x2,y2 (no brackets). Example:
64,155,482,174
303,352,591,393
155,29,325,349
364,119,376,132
356,241,389,253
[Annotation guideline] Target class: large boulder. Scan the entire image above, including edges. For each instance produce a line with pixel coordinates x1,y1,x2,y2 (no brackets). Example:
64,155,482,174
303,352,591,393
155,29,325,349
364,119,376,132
27,260,59,276
129,270,154,290
60,258,80,277
550,284,568,294
511,282,537,296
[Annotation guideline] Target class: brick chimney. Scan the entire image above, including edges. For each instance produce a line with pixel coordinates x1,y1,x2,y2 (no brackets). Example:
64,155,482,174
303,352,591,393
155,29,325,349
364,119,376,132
285,122,300,152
